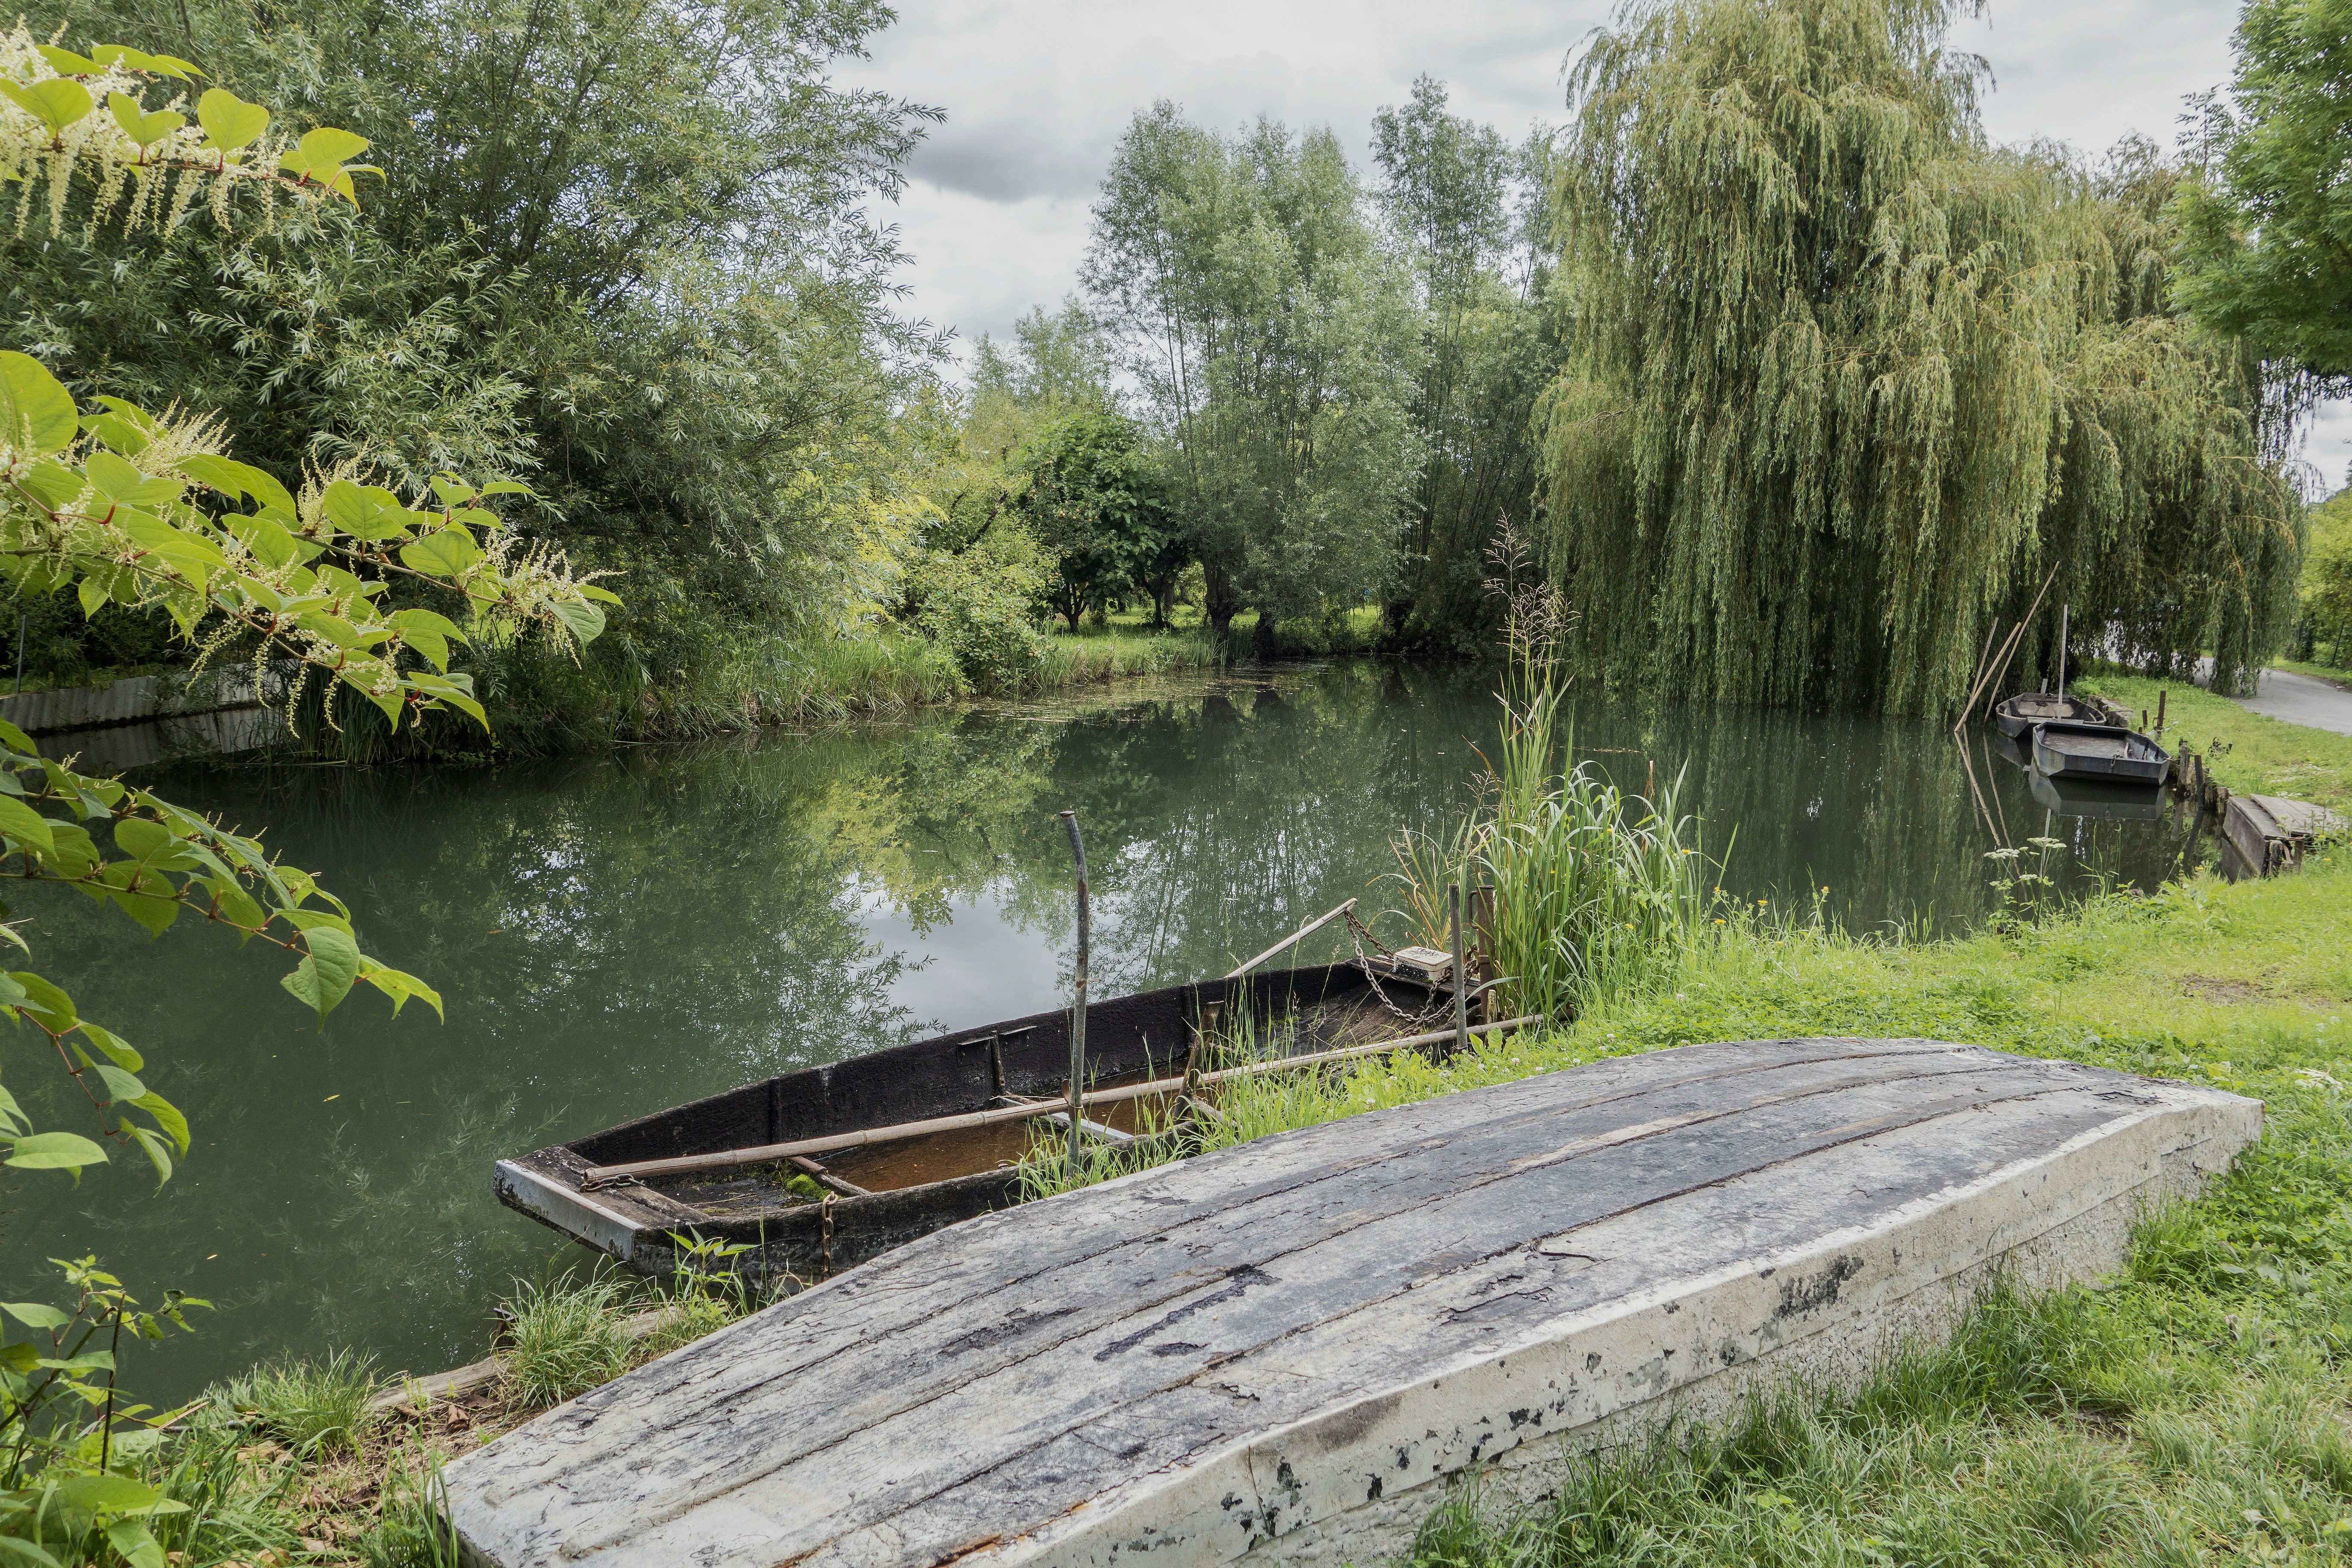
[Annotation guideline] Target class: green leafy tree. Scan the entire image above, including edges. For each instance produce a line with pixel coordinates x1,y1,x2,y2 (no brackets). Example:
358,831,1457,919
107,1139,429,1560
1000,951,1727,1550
1370,78,1556,651
2171,0,2352,383
1014,410,1181,630
23,0,941,721
1083,104,1424,643
0,37,611,1564
1538,0,2302,714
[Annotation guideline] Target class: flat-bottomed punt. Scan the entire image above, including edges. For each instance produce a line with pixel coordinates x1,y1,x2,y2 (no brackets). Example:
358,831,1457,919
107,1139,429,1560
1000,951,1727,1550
1992,691,2110,737
2031,719,2170,785
447,1037,2257,1568
494,959,1461,1281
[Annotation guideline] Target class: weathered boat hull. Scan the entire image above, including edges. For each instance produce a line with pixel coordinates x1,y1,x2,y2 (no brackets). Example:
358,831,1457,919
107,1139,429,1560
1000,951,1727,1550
1993,692,2108,737
447,1038,2259,1568
2031,719,2169,784
495,959,1446,1280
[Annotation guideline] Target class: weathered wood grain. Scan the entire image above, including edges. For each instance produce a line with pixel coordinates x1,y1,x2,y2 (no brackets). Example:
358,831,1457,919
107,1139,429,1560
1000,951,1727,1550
446,1040,2258,1568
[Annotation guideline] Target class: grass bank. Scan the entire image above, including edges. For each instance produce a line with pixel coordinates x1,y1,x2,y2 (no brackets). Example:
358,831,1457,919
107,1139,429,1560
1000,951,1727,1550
2078,667,2352,812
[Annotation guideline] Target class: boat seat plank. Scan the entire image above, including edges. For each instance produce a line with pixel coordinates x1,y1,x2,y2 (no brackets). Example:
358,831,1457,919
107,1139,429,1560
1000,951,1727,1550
448,1041,2257,1568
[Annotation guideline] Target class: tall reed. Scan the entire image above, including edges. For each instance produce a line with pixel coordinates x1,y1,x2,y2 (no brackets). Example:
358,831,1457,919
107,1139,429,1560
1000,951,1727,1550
1394,654,1715,1023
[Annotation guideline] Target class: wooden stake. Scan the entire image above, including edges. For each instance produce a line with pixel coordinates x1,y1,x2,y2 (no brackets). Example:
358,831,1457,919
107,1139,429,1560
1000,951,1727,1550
1449,882,1469,1060
1059,809,1090,1171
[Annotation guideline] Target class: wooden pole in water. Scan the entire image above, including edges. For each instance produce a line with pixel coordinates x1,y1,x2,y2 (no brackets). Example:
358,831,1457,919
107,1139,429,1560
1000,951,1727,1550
1059,809,1090,1170
2156,689,2167,737
2056,605,2070,699
1225,898,1357,979
1449,882,1469,1060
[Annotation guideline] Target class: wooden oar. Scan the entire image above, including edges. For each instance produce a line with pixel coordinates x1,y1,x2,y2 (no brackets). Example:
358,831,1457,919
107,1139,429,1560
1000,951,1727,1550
579,1014,1542,1185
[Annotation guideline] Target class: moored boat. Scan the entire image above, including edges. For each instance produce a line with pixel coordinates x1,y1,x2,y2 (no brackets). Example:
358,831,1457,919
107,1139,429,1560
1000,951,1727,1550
1992,691,2110,737
494,956,1482,1282
2030,719,2170,785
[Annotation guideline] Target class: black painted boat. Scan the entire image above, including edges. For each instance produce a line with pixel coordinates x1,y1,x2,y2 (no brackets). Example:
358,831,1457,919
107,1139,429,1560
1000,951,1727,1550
2031,719,2170,785
1992,691,2111,738
495,958,1461,1282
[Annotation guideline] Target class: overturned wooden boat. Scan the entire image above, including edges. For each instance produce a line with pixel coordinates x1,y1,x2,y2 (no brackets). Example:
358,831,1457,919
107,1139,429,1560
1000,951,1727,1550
2031,719,2170,785
1992,690,2110,737
495,956,1485,1281
447,1037,2258,1568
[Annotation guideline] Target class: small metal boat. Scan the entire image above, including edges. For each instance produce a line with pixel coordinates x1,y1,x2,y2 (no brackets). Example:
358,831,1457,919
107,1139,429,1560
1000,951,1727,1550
2030,719,2170,785
1992,691,2111,738
495,956,1479,1283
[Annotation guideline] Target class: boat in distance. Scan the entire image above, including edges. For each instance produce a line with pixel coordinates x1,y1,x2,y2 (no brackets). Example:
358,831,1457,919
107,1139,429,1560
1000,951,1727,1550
2031,719,2171,785
1992,691,2112,738
494,957,1470,1283
447,1038,2260,1568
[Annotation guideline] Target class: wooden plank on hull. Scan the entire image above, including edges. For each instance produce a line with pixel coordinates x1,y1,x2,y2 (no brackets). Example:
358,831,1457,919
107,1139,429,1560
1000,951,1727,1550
444,1040,2260,1568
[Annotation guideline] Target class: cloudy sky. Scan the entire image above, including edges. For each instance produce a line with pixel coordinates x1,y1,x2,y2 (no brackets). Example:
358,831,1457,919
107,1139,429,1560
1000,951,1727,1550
832,0,2350,486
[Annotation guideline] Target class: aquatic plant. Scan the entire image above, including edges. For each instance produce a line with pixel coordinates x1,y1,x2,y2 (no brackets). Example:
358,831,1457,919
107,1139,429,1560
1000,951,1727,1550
1393,579,1715,1022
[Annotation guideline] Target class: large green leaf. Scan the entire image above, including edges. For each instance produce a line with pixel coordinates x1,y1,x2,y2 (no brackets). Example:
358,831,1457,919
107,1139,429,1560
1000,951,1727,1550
0,794,58,854
195,87,268,152
0,78,94,135
106,91,184,147
0,352,78,457
281,924,361,1019
0,1299,70,1328
10,971,77,1031
5,1130,108,1170
398,527,482,576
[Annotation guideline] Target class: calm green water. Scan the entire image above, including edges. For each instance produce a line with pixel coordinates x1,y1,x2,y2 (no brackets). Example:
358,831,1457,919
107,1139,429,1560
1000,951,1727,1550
2,662,2207,1397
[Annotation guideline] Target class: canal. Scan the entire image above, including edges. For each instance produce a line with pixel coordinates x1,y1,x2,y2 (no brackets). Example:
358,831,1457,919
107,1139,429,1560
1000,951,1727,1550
0,661,2208,1397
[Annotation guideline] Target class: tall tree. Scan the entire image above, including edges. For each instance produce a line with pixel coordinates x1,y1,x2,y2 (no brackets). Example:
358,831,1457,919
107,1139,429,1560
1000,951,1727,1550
1371,78,1555,650
1083,104,1423,642
1014,410,1180,629
24,0,945,660
1538,0,2303,714
2171,0,2352,385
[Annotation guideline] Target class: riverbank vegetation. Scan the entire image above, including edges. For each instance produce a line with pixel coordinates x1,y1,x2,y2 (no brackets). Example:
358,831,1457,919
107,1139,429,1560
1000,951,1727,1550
15,0,2317,742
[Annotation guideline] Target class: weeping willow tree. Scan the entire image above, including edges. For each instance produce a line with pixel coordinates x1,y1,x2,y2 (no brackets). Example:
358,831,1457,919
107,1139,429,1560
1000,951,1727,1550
1537,0,2304,714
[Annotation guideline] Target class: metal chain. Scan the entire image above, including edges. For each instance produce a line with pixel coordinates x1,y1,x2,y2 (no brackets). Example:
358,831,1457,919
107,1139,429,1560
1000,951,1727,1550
820,1193,835,1280
1346,908,1443,1025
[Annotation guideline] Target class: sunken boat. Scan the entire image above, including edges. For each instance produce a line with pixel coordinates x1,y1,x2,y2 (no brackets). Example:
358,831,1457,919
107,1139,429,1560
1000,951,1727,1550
447,1037,2260,1568
2031,719,2170,786
495,949,1505,1283
1992,690,2111,737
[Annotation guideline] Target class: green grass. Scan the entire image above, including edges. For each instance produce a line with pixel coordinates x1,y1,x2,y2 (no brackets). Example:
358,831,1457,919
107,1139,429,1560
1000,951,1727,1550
215,1349,380,1456
2077,668,2352,812
499,1274,639,1409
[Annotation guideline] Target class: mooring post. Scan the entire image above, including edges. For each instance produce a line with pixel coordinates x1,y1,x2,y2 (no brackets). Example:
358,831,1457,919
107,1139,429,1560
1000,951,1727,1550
2156,689,2167,738
1058,809,1090,1170
1449,882,1469,1060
